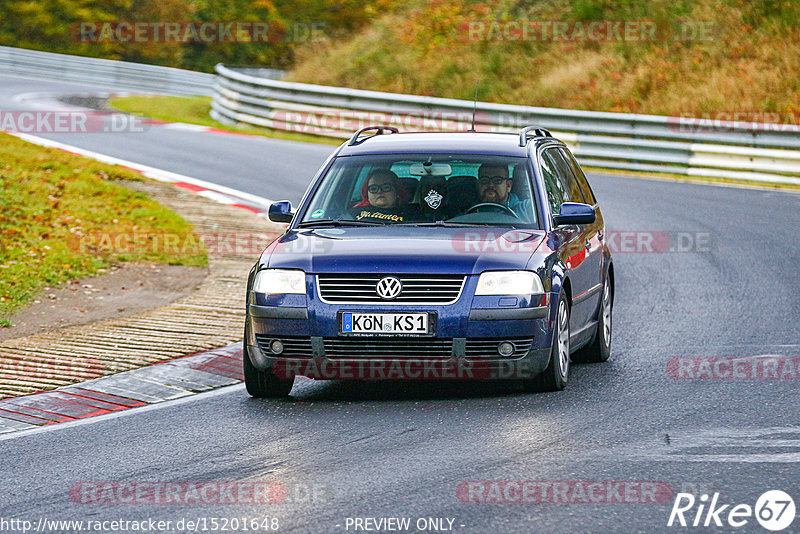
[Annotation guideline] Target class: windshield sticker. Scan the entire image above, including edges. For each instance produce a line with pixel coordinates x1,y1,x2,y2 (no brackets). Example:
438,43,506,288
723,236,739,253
354,210,404,222
424,189,443,209
311,209,325,218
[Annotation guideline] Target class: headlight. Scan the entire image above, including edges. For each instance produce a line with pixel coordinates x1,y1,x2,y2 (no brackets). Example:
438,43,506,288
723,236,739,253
252,269,306,294
475,271,544,296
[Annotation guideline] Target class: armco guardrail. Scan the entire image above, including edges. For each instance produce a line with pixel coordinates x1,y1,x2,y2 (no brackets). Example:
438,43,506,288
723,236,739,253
212,63,800,185
0,46,214,95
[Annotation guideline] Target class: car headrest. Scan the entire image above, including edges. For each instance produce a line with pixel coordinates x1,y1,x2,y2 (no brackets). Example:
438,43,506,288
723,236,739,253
399,177,419,202
446,175,478,212
511,163,531,198
417,176,448,213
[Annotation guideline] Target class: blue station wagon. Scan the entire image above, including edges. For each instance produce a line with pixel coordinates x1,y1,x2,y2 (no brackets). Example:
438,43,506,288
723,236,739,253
244,126,614,397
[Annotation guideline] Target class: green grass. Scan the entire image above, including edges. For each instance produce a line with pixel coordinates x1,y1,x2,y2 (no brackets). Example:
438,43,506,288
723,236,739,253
109,95,342,146
0,132,207,321
112,95,220,128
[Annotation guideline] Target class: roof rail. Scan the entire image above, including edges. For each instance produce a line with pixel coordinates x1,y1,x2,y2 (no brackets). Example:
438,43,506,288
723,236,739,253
347,126,400,146
518,125,552,147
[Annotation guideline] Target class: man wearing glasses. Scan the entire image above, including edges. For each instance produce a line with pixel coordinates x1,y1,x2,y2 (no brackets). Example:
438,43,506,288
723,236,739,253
475,163,533,221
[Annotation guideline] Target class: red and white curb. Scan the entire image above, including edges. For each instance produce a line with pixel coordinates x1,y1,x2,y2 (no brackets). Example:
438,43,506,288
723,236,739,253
6,131,275,215
162,120,262,138
1,105,293,434
0,343,244,435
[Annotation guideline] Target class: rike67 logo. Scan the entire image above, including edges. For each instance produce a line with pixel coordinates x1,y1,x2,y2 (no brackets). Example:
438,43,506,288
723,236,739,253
668,490,795,531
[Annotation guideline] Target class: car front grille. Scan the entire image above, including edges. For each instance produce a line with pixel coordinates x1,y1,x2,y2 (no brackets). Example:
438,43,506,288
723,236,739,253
464,337,534,359
317,274,466,304
323,337,453,359
255,335,313,358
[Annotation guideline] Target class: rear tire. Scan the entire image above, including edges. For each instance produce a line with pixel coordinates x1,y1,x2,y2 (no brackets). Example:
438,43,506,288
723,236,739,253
243,320,294,398
572,278,612,363
523,292,570,392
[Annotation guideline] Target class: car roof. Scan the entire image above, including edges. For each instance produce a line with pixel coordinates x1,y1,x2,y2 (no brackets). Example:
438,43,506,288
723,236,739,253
335,131,561,157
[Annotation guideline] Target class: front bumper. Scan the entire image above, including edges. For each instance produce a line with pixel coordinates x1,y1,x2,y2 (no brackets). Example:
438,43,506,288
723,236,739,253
246,272,555,380
246,340,551,381
246,301,554,381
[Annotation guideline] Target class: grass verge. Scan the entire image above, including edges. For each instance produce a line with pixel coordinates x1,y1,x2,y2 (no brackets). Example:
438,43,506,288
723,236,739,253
0,132,207,321
109,95,342,146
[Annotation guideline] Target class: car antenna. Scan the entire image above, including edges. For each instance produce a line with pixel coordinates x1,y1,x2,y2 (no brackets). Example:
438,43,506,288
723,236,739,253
468,80,479,132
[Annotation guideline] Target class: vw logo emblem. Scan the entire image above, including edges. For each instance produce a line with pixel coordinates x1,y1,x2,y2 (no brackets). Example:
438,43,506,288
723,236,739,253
376,276,402,299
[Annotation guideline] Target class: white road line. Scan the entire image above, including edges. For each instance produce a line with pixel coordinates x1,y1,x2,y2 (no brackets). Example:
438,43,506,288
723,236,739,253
652,453,800,463
4,131,275,209
163,122,213,132
628,426,800,463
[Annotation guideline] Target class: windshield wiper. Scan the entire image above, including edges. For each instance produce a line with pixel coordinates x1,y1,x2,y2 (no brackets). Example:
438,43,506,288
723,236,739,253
296,218,387,228
398,220,520,227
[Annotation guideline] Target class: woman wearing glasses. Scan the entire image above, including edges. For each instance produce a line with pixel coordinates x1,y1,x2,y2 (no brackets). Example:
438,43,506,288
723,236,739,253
350,169,410,223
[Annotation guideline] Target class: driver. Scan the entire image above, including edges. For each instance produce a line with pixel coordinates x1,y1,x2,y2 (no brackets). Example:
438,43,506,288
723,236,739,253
475,163,532,221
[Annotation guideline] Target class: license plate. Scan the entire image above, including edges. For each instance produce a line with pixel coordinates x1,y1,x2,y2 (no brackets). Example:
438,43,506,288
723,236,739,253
340,312,430,335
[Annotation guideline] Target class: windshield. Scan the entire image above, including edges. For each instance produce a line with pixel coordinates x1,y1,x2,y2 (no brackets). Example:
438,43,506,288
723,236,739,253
299,154,539,228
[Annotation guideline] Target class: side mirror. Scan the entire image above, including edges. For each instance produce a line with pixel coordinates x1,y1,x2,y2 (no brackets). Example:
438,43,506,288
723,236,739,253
553,202,595,226
268,200,293,223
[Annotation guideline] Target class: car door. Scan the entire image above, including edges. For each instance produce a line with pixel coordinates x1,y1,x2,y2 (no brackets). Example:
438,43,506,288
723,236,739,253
560,146,605,288
545,148,602,336
539,148,594,334
555,148,604,332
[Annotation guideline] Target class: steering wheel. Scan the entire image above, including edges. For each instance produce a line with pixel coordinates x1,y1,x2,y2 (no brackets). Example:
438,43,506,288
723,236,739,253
465,202,518,217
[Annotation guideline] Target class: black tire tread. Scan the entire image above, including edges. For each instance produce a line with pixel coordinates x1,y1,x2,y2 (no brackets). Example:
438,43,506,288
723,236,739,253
523,293,569,392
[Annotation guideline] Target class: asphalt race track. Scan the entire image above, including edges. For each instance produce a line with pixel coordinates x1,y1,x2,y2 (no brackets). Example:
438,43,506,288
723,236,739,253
1,73,799,533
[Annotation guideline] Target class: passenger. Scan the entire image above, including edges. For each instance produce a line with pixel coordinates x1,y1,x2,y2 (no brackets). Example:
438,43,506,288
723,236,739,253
351,169,409,223
475,163,533,220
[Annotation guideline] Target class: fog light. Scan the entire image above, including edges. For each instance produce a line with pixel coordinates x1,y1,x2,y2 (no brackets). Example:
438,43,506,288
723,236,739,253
497,342,515,357
269,339,284,355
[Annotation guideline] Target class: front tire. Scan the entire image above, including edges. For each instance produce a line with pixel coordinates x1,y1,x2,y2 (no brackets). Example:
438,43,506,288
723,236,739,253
523,292,570,392
572,278,612,363
243,320,294,398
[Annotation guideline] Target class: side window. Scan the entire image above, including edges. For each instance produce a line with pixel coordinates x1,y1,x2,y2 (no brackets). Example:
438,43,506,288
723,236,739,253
547,148,585,204
349,165,376,205
539,150,567,214
560,148,596,205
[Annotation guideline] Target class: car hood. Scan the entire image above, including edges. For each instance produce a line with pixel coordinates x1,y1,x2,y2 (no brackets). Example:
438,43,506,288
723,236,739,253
262,227,546,274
